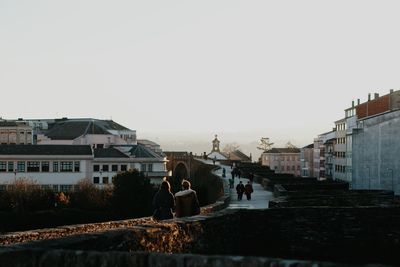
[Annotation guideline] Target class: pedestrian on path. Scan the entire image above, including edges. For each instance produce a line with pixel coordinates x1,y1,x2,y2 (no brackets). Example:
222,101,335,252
222,168,226,177
229,178,234,189
236,181,245,201
244,181,253,200
249,172,254,183
238,169,242,179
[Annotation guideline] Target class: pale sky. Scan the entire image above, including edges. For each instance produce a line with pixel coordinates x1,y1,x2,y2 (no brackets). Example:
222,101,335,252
1,1,400,156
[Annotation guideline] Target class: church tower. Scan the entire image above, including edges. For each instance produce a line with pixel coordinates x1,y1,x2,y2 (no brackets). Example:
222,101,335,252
212,134,220,152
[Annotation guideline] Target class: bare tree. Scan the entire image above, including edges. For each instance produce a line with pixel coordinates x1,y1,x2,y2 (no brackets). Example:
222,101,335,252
257,137,274,152
222,142,240,153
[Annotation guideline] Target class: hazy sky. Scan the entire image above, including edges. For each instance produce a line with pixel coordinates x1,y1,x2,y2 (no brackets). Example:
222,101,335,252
1,1,400,153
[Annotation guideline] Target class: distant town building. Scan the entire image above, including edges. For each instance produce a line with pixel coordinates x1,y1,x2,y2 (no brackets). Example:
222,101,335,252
300,144,314,177
311,89,400,194
207,135,251,163
0,119,33,144
0,118,167,190
260,142,301,176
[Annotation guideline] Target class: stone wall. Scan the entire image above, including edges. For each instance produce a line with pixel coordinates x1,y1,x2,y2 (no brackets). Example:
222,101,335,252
3,206,400,266
0,249,378,267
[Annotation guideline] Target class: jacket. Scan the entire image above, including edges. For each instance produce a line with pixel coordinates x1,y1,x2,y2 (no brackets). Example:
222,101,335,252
175,189,200,218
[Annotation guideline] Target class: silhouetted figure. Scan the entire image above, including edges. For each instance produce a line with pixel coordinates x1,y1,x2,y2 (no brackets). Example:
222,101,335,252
152,180,175,220
236,181,245,201
175,180,200,217
238,169,242,179
249,172,254,183
244,181,253,200
222,168,226,177
229,178,234,189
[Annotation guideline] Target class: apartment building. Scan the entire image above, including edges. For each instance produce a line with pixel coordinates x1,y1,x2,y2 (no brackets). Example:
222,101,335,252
261,143,301,176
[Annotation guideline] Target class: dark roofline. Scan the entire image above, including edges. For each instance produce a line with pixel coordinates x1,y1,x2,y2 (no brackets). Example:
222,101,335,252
0,145,93,156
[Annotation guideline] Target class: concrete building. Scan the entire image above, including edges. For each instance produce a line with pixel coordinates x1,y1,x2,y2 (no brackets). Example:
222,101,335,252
0,117,168,190
261,142,301,176
300,144,314,177
0,144,168,191
351,91,400,194
312,89,400,194
0,119,33,144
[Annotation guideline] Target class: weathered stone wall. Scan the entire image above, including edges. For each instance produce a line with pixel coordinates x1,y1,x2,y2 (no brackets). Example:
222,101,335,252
270,189,396,207
3,206,400,266
0,249,379,267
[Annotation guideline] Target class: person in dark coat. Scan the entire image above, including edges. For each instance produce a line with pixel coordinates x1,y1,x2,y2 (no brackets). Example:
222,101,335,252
152,180,175,220
244,181,254,200
249,172,254,183
175,180,200,218
236,181,245,200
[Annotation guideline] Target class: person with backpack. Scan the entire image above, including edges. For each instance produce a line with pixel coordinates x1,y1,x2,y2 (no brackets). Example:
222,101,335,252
236,181,245,200
244,181,254,200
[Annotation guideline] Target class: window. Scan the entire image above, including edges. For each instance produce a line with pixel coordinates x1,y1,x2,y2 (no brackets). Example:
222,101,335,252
121,165,127,171
74,161,80,172
93,177,99,184
0,161,6,172
53,162,59,172
93,165,100,172
292,166,295,171
41,162,49,172
8,162,14,172
102,177,109,184
27,161,40,172
60,161,73,172
140,164,146,172
17,161,25,172
112,165,118,172
60,185,73,192
148,164,153,172
287,166,290,171
102,165,109,172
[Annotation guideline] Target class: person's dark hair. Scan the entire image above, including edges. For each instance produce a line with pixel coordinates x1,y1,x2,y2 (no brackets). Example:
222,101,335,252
182,179,191,190
160,180,171,192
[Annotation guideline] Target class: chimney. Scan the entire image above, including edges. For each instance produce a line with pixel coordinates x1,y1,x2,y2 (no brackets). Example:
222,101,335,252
357,99,360,105
352,100,354,107
374,93,379,99
390,89,394,94
368,93,371,101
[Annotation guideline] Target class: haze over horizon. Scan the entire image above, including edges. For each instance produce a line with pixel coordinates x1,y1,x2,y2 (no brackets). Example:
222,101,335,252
1,0,399,157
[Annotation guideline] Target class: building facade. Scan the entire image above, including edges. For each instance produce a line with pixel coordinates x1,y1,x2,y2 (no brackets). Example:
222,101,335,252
311,89,400,194
300,144,314,177
261,143,301,176
0,117,167,190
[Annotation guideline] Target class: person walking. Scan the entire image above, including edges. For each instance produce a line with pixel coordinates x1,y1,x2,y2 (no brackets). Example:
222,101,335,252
249,172,254,183
229,178,234,189
238,169,242,179
175,180,200,218
152,180,175,220
244,181,254,200
236,181,245,201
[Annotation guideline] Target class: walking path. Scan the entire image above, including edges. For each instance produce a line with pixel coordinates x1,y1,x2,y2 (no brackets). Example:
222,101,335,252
196,159,273,209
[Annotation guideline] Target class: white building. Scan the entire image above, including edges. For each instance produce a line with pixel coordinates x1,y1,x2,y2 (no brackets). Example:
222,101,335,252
0,144,168,191
0,117,168,190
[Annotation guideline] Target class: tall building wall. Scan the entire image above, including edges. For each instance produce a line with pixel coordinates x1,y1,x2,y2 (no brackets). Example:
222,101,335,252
352,110,400,195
